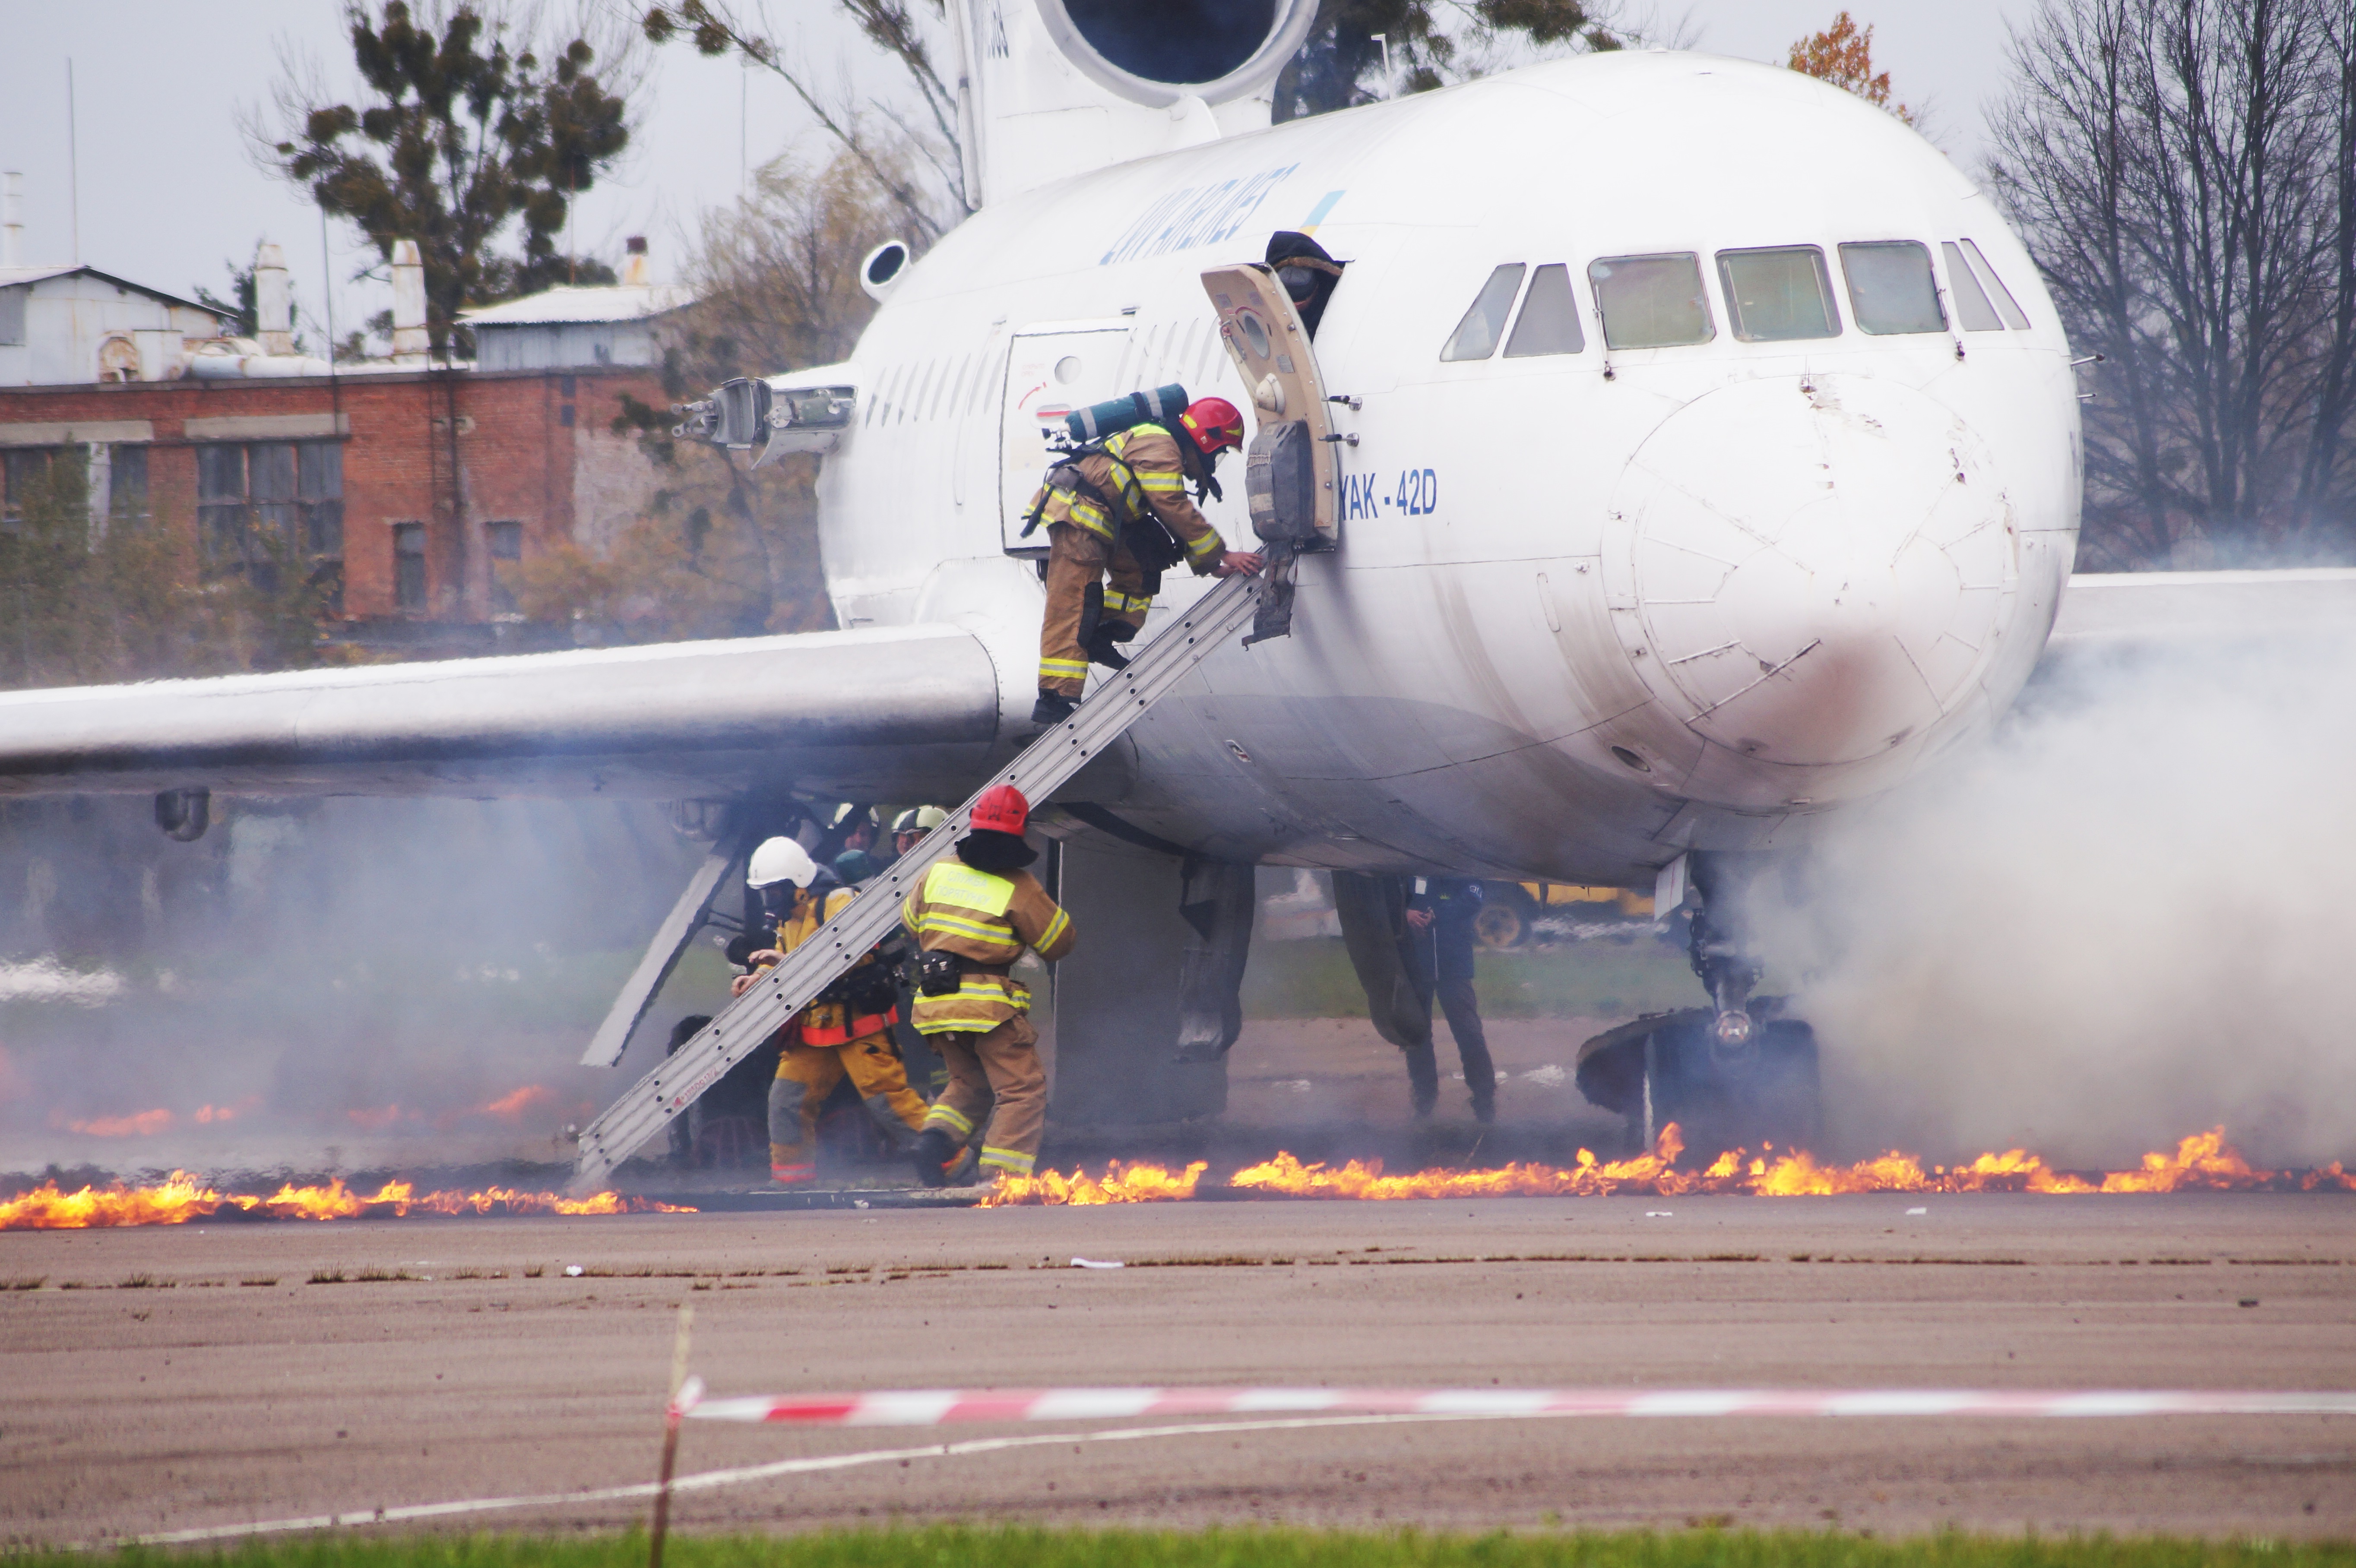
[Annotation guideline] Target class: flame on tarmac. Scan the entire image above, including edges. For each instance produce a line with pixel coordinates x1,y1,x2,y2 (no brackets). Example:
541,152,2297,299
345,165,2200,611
0,1173,694,1230
981,1126,2356,1205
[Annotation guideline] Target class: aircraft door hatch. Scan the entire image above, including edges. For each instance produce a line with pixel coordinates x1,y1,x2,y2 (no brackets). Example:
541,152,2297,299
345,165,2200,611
999,320,1134,557
1200,264,1338,547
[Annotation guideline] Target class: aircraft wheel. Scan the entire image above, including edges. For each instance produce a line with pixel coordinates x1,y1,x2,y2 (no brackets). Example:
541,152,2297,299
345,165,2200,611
1475,882,1535,948
1627,1011,1821,1161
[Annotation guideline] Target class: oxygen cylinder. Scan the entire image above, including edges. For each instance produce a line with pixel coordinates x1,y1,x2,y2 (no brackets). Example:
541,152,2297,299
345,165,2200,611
1064,383,1189,443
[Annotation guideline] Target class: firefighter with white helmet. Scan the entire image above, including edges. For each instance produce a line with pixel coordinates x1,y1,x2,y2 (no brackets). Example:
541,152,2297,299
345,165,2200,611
738,835,929,1185
887,805,947,864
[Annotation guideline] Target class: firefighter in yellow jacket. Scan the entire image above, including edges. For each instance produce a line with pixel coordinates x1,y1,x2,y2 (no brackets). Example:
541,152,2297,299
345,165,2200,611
1026,396,1262,727
734,836,930,1185
899,785,1076,1184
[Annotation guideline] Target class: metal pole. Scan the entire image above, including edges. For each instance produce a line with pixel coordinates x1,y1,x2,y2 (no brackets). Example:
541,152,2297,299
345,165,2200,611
649,1302,696,1568
66,60,79,263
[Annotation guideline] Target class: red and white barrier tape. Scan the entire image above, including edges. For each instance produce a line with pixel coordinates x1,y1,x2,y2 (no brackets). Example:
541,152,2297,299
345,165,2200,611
684,1385,2356,1426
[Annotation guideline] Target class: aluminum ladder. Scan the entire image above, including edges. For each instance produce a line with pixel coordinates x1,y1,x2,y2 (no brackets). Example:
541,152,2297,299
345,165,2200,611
568,571,1266,1191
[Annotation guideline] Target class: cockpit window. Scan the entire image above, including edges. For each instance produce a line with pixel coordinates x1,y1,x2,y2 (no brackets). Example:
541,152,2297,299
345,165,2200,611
1839,241,1946,335
1716,246,1839,341
1940,242,2005,332
1441,264,1526,361
1959,239,2032,329
1588,254,1715,349
1504,264,1586,357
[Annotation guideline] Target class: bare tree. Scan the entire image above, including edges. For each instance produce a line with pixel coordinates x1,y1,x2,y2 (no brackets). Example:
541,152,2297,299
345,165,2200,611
515,143,910,643
1989,0,2356,568
642,0,963,234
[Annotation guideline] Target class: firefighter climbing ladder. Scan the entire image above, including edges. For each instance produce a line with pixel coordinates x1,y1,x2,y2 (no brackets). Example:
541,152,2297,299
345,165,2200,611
568,570,1267,1191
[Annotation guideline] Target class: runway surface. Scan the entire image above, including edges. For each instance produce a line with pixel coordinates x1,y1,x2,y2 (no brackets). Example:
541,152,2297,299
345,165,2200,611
3,1192,2352,1543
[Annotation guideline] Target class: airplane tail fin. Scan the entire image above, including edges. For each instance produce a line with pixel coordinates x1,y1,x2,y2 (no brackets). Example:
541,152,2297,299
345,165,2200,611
948,0,1319,208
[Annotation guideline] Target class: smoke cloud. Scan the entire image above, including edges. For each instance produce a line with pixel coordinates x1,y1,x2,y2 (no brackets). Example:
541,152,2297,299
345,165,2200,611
0,796,722,1178
1751,634,2356,1169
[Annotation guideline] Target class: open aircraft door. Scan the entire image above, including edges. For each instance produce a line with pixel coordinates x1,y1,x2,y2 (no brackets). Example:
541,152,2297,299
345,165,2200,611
1202,265,1338,640
999,319,1134,557
1200,265,1339,547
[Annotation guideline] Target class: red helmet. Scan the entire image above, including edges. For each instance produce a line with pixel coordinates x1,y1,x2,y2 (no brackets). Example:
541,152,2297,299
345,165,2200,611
969,784,1029,837
1178,396,1245,456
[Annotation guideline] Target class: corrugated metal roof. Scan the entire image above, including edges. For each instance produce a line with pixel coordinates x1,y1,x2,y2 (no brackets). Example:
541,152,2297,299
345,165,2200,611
0,263,228,319
459,282,695,327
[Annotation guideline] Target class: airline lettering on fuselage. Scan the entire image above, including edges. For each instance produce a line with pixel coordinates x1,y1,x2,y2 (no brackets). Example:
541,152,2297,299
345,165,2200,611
1099,164,1299,266
1341,468,1441,521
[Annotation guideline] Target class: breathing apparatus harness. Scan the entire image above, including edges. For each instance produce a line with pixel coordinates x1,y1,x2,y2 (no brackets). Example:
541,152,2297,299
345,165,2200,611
1018,387,1224,587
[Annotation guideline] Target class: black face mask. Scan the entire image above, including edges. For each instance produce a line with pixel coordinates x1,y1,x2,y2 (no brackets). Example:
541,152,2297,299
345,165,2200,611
759,884,796,919
1279,265,1320,305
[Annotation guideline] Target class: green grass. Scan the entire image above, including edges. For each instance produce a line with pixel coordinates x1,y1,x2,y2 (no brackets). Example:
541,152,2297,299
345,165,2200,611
44,1530,2356,1568
1242,937,1701,1021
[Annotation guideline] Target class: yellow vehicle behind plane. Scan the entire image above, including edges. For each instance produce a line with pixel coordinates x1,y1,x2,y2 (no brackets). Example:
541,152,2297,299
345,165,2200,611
1474,882,1656,948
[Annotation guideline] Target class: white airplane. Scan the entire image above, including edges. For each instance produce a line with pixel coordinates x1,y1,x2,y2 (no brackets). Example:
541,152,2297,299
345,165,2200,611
3,3,2346,1149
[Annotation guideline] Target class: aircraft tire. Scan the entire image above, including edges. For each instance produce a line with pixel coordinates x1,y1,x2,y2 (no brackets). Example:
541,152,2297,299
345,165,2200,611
1627,1012,1821,1161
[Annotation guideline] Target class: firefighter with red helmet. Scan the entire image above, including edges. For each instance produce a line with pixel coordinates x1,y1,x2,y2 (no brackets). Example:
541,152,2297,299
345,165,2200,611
1026,396,1264,727
899,785,1076,1185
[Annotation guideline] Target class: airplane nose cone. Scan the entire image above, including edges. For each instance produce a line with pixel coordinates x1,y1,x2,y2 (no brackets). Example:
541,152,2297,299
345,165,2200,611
1601,376,2020,801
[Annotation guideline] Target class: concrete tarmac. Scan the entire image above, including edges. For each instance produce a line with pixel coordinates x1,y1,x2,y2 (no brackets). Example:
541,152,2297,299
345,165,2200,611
3,1192,2352,1544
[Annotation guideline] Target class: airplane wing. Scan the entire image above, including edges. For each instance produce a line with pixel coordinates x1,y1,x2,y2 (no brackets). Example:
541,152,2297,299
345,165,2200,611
2048,568,2356,648
0,624,1016,806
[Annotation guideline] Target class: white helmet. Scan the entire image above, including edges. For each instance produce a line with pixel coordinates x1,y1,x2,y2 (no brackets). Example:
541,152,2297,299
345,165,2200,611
746,836,817,890
892,805,948,835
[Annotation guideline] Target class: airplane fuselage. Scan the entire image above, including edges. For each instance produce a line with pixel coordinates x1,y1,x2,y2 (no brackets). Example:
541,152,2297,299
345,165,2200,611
811,50,2080,887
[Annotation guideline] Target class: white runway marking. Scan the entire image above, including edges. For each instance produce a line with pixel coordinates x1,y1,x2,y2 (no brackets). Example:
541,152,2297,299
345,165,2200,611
98,1391,2356,1549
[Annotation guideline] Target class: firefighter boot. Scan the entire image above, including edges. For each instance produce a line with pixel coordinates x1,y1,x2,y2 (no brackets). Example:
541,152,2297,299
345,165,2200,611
1031,692,1077,727
912,1128,959,1188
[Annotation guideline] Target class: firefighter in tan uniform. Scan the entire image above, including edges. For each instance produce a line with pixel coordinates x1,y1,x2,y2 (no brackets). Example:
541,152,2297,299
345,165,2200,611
1026,397,1263,726
734,837,930,1185
899,785,1076,1184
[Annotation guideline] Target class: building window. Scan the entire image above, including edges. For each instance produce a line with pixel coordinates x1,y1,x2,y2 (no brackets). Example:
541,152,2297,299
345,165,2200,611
3,447,59,529
197,439,345,595
486,519,522,613
108,444,150,526
394,521,428,610
0,285,25,347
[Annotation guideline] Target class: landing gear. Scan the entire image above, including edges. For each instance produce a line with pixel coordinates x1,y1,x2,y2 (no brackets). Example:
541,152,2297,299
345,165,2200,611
1573,852,1825,1160
1630,1005,1821,1157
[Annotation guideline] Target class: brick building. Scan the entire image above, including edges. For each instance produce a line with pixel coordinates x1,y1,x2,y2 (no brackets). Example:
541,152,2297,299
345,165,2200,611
0,231,686,651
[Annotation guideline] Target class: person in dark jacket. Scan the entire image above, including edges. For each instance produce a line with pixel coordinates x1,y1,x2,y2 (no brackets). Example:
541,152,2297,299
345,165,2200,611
1401,877,1498,1122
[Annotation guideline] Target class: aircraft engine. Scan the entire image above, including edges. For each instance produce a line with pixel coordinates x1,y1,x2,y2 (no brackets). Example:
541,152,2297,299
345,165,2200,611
950,0,1321,207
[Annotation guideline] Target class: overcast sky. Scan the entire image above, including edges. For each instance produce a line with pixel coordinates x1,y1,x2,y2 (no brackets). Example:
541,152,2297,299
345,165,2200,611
0,0,2039,351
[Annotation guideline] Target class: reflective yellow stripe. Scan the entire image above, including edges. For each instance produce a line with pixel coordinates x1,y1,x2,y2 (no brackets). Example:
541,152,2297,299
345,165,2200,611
1185,530,1221,560
1039,906,1070,951
1039,657,1090,680
925,1103,975,1136
916,910,1013,942
925,862,1017,914
979,1146,1036,1176
1137,471,1184,493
